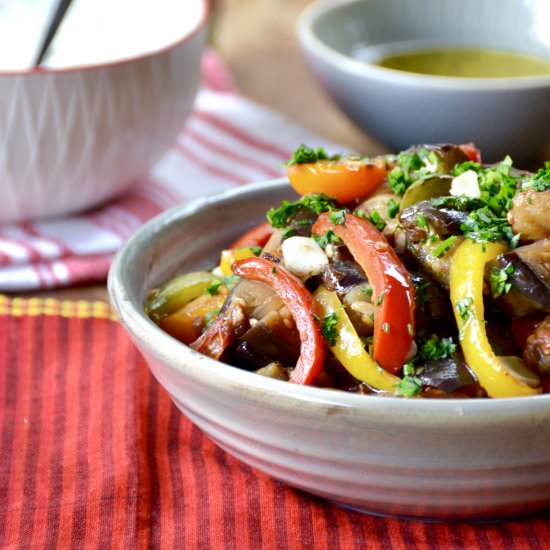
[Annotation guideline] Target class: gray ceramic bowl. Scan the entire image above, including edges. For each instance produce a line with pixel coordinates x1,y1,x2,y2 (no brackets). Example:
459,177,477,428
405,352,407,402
297,0,550,163
109,180,550,521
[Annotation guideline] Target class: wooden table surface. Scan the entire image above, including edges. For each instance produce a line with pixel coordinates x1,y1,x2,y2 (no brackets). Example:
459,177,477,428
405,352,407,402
15,0,385,303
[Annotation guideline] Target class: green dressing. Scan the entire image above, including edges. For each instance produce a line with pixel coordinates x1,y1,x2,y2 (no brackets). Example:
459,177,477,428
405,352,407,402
377,47,550,78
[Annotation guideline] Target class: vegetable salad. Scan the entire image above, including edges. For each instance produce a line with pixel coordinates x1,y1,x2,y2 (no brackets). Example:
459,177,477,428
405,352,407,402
146,144,550,398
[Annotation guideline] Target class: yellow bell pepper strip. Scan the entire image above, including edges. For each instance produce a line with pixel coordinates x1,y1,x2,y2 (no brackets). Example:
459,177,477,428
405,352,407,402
450,240,541,397
159,288,229,344
219,247,258,277
313,285,400,393
146,271,217,322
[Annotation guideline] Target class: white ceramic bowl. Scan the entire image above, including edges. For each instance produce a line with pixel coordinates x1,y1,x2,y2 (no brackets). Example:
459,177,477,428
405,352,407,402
297,0,550,163
109,180,550,521
0,0,208,223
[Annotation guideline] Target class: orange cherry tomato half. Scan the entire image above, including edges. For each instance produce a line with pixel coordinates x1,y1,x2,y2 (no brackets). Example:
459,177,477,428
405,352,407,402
287,157,387,203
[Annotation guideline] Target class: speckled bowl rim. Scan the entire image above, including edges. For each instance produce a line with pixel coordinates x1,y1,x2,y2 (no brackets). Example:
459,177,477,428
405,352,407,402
108,178,550,425
297,0,550,90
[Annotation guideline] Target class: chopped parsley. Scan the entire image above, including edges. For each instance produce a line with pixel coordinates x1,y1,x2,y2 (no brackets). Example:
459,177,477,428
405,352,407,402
321,312,339,346
456,297,474,321
361,287,373,299
271,267,277,274
418,334,456,362
460,207,519,248
432,235,458,258
394,376,422,397
416,213,428,230
489,262,514,298
382,322,390,333
524,161,550,192
376,290,386,306
402,362,416,377
205,279,222,295
387,148,441,196
204,309,220,328
366,209,386,231
329,209,347,225
281,227,296,240
387,151,426,195
387,198,400,219
286,144,336,166
450,157,521,248
313,230,342,248
413,279,431,306
250,246,262,256
222,274,240,288
267,194,338,228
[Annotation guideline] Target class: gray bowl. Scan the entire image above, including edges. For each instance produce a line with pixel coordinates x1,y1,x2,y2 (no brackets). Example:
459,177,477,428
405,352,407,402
109,180,550,521
297,0,550,163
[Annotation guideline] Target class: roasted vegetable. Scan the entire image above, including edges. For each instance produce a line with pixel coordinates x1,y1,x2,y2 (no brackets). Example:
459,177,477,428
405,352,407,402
286,145,387,202
232,257,326,385
508,190,550,242
399,176,453,211
146,271,218,322
313,286,400,392
450,239,541,397
417,356,484,397
524,316,550,376
400,200,466,288
230,221,273,249
313,212,416,374
486,241,550,317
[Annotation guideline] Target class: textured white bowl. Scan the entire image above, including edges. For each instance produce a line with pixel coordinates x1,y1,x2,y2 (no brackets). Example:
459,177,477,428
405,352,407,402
298,0,550,163
109,180,550,521
0,0,208,223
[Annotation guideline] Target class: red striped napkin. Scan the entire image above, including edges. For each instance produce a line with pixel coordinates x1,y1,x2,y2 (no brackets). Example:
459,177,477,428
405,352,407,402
0,50,339,292
0,297,548,549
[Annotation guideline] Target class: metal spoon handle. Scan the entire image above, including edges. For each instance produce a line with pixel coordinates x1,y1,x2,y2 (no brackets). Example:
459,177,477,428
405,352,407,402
33,0,74,67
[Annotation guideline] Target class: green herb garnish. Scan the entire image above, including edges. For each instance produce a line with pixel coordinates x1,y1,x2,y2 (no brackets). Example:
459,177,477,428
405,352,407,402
250,246,262,256
418,334,456,362
416,213,428,230
387,198,400,219
489,262,514,298
321,312,339,346
267,194,338,228
205,279,222,295
204,309,220,328
450,157,521,248
413,280,431,306
456,297,474,321
222,275,240,289
402,362,416,377
329,209,347,225
313,230,342,249
394,376,422,397
366,209,386,231
376,290,386,306
524,161,550,192
286,144,337,166
432,235,458,258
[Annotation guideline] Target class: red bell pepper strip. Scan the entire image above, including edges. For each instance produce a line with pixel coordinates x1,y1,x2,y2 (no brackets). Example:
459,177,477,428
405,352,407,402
312,212,415,374
459,143,482,164
232,257,326,385
230,222,273,249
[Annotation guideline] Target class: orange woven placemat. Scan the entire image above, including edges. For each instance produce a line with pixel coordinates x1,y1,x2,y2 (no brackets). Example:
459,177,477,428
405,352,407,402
0,297,547,549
